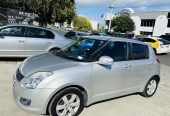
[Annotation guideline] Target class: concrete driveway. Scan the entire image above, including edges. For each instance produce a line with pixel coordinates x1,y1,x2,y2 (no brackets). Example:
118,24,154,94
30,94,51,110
0,61,170,116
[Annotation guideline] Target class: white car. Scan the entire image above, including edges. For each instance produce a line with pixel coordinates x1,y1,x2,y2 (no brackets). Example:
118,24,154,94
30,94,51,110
157,38,170,54
65,26,73,31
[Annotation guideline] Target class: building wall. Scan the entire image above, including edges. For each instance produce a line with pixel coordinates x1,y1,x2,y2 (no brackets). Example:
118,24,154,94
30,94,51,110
131,11,170,36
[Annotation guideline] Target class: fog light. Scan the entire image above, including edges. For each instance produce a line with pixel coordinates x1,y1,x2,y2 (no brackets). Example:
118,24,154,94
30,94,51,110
20,97,31,106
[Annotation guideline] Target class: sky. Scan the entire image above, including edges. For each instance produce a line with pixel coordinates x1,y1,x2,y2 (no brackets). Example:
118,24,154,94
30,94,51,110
75,0,170,21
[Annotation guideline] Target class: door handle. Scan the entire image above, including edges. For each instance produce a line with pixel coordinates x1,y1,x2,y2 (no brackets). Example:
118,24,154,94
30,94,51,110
18,40,25,43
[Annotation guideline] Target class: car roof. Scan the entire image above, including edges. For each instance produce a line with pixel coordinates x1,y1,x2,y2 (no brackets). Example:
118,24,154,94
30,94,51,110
0,24,52,31
81,36,149,45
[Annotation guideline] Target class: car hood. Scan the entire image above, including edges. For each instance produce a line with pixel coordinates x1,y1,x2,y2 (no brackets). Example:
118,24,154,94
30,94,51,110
20,53,78,77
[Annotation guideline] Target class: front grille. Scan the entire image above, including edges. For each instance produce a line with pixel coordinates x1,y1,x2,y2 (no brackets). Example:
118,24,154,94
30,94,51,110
16,69,24,82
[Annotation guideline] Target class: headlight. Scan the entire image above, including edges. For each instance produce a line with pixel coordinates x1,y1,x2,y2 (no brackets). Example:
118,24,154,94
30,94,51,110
21,72,53,89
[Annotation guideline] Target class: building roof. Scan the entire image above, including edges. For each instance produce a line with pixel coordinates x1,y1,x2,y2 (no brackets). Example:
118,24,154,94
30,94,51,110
131,10,170,19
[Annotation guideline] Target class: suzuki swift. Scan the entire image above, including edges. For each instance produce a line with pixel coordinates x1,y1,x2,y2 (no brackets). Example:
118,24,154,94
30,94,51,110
13,36,160,116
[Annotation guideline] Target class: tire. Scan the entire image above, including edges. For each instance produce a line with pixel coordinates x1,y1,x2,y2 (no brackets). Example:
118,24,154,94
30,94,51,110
49,87,84,116
153,48,157,55
49,48,60,53
141,77,158,98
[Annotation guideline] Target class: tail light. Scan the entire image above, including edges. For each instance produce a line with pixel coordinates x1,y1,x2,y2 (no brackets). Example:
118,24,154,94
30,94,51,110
156,59,160,64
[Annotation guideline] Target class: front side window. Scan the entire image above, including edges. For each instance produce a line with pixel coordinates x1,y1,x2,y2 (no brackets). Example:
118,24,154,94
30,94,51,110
130,43,149,60
0,26,25,37
95,41,128,62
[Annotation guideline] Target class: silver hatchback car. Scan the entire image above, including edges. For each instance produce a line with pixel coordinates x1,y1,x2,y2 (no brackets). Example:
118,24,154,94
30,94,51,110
13,36,160,116
0,24,71,57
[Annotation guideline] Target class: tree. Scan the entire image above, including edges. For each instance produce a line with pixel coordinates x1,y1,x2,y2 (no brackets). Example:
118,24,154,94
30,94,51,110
111,16,135,33
0,0,76,27
73,16,92,32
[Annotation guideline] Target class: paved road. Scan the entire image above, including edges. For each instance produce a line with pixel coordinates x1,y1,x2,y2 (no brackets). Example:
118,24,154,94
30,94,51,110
157,53,170,66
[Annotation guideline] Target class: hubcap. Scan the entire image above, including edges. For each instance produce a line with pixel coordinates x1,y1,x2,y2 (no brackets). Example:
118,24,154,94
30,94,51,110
56,94,80,116
147,80,157,95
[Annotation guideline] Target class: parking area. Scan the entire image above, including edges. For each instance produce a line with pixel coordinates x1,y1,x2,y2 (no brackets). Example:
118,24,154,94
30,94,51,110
0,54,170,116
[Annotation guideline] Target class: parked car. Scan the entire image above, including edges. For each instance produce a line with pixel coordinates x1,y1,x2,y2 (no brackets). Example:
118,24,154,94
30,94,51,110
65,26,73,31
90,32,110,36
0,24,72,57
64,31,89,40
136,37,170,54
13,36,160,116
160,35,170,41
157,38,170,54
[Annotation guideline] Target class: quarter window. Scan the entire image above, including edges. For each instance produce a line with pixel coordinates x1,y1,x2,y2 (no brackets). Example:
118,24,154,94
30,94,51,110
130,43,149,60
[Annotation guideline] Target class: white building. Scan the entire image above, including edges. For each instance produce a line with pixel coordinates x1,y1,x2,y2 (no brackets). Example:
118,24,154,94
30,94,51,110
89,20,99,30
131,10,170,36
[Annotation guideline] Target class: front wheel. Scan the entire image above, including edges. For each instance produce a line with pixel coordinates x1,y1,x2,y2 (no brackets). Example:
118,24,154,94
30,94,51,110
141,77,158,97
49,88,84,116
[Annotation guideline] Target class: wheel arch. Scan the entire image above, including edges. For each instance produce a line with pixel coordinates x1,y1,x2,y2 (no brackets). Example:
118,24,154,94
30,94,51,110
46,85,88,115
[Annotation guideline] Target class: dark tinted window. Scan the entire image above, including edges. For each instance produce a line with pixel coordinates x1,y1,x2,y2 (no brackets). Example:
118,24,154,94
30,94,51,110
0,26,25,37
141,19,155,27
130,43,149,60
158,39,170,45
46,30,55,39
65,32,76,37
168,19,170,27
97,41,128,62
168,12,170,18
143,38,156,43
26,27,54,39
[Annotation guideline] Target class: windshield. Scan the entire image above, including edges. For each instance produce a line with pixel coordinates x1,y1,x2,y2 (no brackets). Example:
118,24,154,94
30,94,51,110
55,38,107,62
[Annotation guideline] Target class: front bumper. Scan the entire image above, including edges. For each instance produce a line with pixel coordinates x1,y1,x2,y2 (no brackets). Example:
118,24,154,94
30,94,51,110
13,76,56,114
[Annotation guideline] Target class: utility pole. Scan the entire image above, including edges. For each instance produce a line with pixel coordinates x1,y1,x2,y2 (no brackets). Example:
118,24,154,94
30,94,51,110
108,5,114,32
108,0,116,32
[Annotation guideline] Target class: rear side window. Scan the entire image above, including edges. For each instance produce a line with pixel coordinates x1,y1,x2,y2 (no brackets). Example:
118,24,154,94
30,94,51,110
130,43,149,60
26,27,54,39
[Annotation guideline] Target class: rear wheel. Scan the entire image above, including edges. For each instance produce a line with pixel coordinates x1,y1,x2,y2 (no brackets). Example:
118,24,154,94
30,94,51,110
153,48,157,55
49,88,84,116
141,77,158,97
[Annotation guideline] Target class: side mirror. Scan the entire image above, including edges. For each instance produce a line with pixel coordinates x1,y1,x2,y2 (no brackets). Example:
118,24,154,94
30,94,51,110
98,56,113,65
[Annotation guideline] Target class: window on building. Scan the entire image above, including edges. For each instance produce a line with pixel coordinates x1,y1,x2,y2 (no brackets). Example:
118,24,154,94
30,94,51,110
141,19,155,27
168,12,170,18
140,31,153,36
168,19,170,27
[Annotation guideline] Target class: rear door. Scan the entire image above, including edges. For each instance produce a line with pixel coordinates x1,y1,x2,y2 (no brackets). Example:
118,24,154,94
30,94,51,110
127,43,151,88
25,27,55,56
0,26,26,57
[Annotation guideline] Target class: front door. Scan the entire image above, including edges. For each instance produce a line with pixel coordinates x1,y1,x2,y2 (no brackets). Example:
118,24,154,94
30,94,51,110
91,41,130,101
